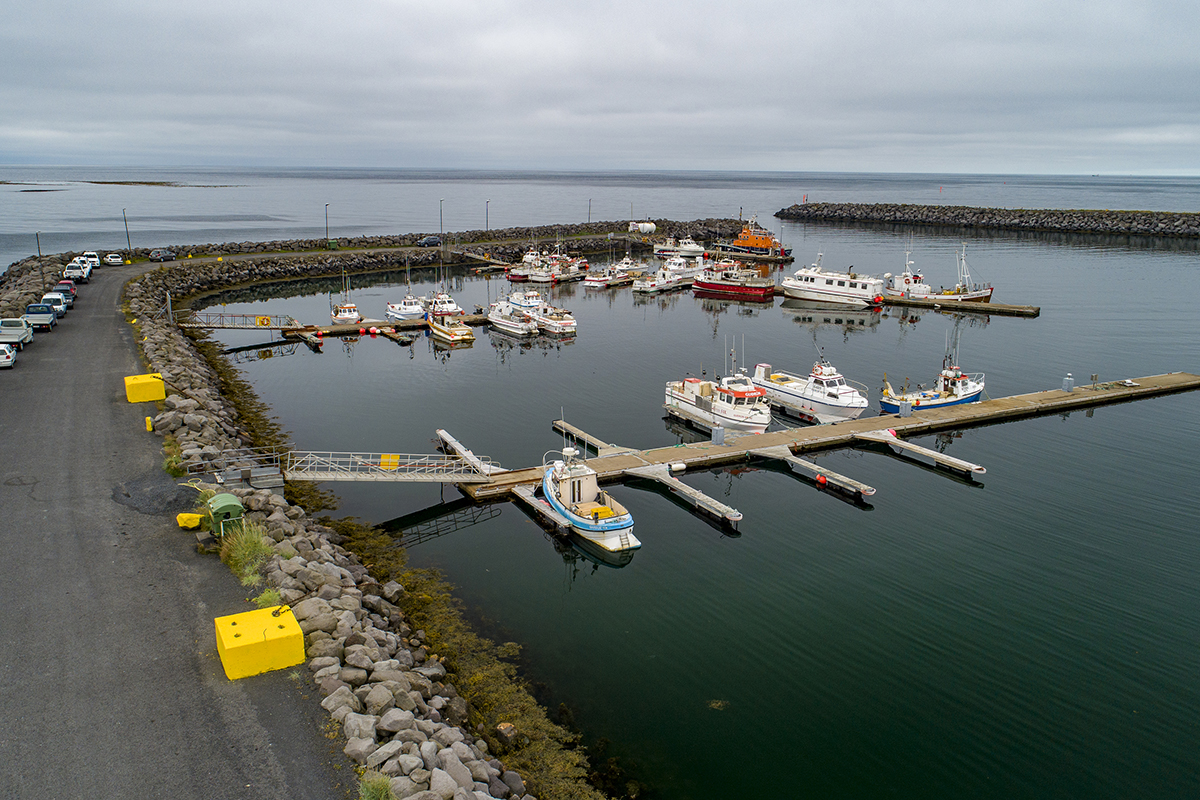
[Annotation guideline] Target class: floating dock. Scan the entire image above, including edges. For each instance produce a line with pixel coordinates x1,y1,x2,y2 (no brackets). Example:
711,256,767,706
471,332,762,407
460,372,1200,505
881,295,1040,318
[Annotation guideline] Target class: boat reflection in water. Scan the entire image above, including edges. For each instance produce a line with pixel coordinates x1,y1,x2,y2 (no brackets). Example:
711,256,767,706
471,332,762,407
781,298,882,335
559,530,637,570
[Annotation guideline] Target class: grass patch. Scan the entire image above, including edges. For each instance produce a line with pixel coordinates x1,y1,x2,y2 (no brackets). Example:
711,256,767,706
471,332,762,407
219,519,274,583
328,516,609,800
253,587,283,608
357,771,395,800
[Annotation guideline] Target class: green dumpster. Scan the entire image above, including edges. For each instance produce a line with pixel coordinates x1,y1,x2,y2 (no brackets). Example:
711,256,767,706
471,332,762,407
326,239,339,250
207,493,245,534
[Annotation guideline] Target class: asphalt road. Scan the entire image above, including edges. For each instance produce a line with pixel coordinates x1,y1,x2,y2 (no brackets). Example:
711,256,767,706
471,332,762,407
0,264,352,799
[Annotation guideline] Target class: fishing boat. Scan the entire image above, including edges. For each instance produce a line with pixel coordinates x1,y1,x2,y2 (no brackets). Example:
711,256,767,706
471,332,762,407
426,291,464,317
751,357,869,423
653,237,707,258
426,312,474,344
542,447,639,553
879,344,985,413
691,261,776,300
508,288,545,310
781,253,885,308
385,292,426,321
529,302,578,335
330,268,363,324
486,299,539,336
664,370,772,433
724,215,792,257
632,256,706,294
884,243,994,302
583,261,637,288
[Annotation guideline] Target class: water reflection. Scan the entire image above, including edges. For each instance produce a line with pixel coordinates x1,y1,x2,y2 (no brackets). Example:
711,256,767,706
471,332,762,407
378,497,503,548
781,298,882,339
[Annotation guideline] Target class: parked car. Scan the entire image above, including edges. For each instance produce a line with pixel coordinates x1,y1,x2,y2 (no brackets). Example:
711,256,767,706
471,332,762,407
41,293,68,318
23,304,57,331
103,253,124,265
63,259,92,283
50,286,74,308
82,251,100,269
148,249,176,262
0,318,34,350
0,343,16,369
54,279,78,299
416,236,442,247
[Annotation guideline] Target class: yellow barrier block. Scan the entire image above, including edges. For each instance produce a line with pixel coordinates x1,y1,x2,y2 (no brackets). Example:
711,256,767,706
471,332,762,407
145,416,153,432
176,512,204,529
214,606,305,680
124,373,166,403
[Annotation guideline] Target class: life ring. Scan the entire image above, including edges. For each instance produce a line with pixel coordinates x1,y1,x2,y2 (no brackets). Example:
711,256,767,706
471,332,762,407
904,277,911,285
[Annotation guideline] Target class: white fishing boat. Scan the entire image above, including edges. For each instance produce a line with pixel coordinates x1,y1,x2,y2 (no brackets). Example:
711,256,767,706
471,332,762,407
691,261,776,300
632,256,706,294
654,237,707,258
426,312,475,344
884,243,994,302
664,370,772,433
542,447,639,553
781,253,885,308
487,299,539,336
583,262,636,288
426,291,464,317
330,268,363,324
508,288,545,310
752,357,869,423
529,302,577,335
879,336,985,413
385,292,426,321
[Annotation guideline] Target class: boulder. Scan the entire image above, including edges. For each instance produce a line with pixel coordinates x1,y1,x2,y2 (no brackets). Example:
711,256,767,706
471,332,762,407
364,683,395,716
429,768,458,800
344,736,377,763
378,709,416,733
438,751,474,791
343,712,380,740
320,685,362,715
366,740,405,770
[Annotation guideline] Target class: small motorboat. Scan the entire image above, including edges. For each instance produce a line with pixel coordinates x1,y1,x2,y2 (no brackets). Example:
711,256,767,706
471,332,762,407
654,237,707,258
664,370,772,433
529,302,577,335
426,312,474,344
385,293,426,321
691,261,776,300
426,291,464,317
542,446,639,553
508,289,545,310
330,267,363,324
879,351,985,413
632,256,706,294
752,357,869,423
585,257,640,288
487,299,539,336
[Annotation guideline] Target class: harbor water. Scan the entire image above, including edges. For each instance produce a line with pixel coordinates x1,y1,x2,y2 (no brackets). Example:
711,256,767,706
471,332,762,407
6,169,1200,798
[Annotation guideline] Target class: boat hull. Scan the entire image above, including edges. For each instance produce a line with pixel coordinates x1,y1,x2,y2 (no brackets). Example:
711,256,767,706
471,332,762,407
879,388,983,414
781,283,880,308
691,279,776,300
756,383,867,423
664,388,770,433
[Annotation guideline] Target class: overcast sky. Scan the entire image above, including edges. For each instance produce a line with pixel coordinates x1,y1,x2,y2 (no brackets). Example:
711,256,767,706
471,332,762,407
2,0,1197,174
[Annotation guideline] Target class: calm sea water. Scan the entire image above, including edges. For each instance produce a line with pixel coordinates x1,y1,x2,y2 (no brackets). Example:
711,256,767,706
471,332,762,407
9,169,1200,798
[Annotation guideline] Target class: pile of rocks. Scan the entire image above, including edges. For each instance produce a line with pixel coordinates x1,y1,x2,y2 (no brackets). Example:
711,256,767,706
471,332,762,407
198,483,535,800
0,255,69,316
775,202,1200,238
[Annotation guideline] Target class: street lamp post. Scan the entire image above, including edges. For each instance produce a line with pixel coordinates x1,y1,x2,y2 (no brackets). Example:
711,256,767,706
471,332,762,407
123,208,132,256
325,204,329,241
35,231,41,257
439,199,444,238
588,199,592,224
486,199,490,232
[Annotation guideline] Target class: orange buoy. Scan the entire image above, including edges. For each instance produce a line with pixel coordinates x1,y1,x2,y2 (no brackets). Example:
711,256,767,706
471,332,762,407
816,474,827,486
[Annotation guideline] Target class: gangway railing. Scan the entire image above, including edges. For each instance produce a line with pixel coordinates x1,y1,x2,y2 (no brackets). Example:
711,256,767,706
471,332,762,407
185,446,495,484
177,311,303,330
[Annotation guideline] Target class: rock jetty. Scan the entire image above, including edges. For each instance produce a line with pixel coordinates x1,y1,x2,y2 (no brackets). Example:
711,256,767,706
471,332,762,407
775,202,1200,238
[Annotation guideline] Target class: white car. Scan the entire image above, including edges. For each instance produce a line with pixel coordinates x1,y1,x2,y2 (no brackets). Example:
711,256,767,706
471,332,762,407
41,293,69,318
82,251,100,268
104,253,124,265
0,343,16,369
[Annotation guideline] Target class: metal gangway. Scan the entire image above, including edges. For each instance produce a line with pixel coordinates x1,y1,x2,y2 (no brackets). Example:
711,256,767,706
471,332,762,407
188,444,497,485
176,310,303,330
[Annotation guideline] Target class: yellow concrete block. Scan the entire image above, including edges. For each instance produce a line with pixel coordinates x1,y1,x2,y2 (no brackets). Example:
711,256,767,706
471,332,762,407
214,606,305,680
176,512,204,529
124,373,166,403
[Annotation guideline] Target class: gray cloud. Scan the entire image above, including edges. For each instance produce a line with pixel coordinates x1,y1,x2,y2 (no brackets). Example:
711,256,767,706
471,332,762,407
2,0,1197,172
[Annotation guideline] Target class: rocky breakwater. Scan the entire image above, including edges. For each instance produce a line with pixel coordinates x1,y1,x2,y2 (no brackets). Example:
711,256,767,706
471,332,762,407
776,202,1200,238
0,255,70,316
118,251,596,799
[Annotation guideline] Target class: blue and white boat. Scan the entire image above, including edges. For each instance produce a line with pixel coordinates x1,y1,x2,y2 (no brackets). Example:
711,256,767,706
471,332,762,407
542,447,639,553
879,353,984,413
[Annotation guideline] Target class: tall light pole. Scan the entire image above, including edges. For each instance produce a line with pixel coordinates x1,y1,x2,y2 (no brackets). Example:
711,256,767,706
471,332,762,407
35,231,42,257
588,199,592,224
439,199,444,238
123,208,131,255
325,204,329,241
486,199,490,232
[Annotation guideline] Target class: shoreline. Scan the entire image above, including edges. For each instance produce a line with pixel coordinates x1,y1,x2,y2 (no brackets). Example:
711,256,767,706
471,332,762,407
775,201,1200,238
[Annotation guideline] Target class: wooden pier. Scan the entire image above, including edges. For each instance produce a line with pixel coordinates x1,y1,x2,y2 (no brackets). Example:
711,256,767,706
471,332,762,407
882,295,1041,318
461,372,1200,505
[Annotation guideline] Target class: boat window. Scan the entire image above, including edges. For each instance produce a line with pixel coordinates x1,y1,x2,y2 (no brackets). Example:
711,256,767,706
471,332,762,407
826,279,833,285
837,280,846,286
849,282,857,288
